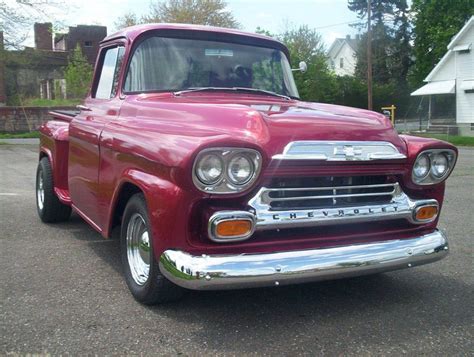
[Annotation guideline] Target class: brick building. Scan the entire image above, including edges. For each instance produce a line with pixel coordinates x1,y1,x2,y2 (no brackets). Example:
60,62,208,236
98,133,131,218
53,25,107,65
0,23,107,105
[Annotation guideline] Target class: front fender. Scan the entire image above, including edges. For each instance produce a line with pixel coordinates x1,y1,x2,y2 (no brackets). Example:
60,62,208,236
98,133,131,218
400,135,458,191
107,169,200,257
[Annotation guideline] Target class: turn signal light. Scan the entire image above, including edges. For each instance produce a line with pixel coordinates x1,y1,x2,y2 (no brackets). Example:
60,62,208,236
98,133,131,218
415,205,438,221
216,220,252,238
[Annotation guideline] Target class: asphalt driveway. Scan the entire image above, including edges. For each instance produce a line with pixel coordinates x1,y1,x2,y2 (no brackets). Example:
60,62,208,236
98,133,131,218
1,143,473,355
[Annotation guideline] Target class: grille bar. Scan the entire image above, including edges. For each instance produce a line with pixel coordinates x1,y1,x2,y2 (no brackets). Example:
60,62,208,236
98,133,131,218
260,181,399,209
264,183,396,192
266,190,396,202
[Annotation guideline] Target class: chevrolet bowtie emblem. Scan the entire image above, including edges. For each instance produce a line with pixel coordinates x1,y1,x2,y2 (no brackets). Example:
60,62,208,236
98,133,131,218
334,145,363,159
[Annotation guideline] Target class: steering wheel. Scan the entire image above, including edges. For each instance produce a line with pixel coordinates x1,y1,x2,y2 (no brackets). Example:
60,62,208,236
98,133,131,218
233,65,252,85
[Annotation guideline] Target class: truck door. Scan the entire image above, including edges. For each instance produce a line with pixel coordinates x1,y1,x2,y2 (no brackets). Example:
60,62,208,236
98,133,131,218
69,45,125,231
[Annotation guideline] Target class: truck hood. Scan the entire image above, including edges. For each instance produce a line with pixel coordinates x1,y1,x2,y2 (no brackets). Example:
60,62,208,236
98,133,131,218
118,93,407,165
250,101,399,140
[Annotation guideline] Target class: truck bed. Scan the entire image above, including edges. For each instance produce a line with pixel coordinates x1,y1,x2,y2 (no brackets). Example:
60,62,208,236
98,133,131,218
49,110,80,122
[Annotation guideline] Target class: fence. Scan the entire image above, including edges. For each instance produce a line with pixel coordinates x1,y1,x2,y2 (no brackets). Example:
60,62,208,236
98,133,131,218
0,106,76,133
395,118,474,137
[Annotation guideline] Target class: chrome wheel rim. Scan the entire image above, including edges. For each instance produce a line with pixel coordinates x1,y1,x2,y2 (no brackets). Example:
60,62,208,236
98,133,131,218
37,169,44,211
126,213,151,285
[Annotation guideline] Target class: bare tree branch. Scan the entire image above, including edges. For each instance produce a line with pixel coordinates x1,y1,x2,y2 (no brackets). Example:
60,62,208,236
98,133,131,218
0,0,67,48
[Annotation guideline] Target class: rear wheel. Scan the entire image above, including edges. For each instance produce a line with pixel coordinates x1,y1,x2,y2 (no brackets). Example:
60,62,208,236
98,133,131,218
120,193,183,304
36,157,72,223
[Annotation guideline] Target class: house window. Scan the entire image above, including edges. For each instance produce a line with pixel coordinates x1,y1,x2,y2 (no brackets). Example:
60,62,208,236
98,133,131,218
340,58,344,68
84,41,93,47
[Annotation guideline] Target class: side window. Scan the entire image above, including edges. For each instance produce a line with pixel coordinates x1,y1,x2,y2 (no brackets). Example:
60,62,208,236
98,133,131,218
111,47,125,97
95,46,124,99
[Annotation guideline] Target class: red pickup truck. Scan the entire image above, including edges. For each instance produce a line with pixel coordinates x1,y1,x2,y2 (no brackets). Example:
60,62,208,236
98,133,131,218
37,24,457,304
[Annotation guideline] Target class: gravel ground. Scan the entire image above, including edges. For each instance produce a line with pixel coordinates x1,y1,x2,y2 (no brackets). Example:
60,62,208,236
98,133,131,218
1,144,473,356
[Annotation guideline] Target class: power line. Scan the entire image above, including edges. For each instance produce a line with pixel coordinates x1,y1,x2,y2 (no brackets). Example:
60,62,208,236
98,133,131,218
367,0,373,110
313,20,359,30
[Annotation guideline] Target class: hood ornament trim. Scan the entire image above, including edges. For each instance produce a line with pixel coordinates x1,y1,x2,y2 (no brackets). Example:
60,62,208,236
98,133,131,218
272,141,406,161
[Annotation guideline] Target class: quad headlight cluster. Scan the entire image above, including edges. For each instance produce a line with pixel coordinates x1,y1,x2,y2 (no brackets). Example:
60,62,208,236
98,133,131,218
193,148,262,193
412,149,456,185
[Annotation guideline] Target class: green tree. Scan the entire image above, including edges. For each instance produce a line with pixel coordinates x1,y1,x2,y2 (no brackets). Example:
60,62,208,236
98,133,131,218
391,0,412,84
348,0,414,112
348,0,413,84
115,0,239,30
114,13,139,30
411,0,474,85
279,25,335,102
146,0,239,27
64,45,93,99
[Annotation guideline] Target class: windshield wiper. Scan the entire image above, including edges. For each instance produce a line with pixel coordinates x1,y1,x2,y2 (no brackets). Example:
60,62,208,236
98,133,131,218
174,87,292,101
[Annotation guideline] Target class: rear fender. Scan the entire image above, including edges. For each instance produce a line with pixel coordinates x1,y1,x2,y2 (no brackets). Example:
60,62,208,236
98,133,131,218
39,121,71,205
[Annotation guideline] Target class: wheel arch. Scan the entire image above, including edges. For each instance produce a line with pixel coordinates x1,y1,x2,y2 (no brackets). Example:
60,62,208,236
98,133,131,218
108,181,145,237
39,148,53,167
105,169,185,259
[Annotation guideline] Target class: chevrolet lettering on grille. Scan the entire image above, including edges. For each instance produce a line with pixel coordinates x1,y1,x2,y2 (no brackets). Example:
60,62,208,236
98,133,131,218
271,205,400,221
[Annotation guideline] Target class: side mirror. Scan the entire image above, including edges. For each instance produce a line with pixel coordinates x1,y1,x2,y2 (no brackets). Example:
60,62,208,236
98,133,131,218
292,61,308,73
299,61,308,73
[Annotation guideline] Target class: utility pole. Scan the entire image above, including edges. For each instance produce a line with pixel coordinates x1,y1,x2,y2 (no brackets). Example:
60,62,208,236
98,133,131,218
367,0,373,110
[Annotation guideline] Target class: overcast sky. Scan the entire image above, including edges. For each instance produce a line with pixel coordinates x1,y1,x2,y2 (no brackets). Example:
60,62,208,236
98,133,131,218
16,0,362,48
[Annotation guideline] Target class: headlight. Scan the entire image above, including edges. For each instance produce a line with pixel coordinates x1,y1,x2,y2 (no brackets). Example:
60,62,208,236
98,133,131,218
227,155,253,185
413,153,430,179
412,149,456,185
431,153,449,178
195,154,224,184
193,148,262,194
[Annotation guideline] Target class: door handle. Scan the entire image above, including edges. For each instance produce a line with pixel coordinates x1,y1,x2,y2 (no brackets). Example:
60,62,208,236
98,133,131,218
76,104,92,111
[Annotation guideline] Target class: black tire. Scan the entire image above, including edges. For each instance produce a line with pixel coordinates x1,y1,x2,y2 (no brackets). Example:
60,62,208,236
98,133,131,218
36,157,72,223
120,193,183,304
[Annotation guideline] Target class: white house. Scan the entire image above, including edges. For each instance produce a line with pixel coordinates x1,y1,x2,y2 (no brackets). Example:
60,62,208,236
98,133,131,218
411,16,474,136
327,35,360,76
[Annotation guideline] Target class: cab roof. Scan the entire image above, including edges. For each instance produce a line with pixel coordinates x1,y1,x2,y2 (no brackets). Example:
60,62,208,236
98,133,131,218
102,23,289,57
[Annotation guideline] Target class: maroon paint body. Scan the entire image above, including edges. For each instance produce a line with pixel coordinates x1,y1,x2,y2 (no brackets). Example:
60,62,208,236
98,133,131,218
39,24,457,261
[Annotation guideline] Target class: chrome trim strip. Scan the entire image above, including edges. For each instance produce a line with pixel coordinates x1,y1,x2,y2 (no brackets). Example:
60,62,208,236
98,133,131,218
248,183,439,230
159,230,448,290
263,182,396,193
208,211,256,243
268,191,395,202
272,141,406,161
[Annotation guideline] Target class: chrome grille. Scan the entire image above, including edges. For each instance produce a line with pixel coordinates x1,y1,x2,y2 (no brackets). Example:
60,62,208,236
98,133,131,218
263,176,397,211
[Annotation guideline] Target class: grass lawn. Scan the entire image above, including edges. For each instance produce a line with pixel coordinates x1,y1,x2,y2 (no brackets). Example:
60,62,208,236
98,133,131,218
22,98,81,107
409,133,474,147
0,132,40,139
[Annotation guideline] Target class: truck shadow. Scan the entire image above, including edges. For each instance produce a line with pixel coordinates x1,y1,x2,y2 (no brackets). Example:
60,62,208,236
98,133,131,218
64,214,472,354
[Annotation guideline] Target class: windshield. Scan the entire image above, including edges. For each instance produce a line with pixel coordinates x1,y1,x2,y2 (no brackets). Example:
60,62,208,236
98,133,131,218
124,36,299,98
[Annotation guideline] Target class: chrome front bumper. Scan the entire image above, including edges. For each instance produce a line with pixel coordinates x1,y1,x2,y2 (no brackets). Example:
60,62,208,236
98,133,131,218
159,230,448,290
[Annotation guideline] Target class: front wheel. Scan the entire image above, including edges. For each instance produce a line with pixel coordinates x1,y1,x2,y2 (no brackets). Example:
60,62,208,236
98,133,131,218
36,157,72,223
120,193,183,304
